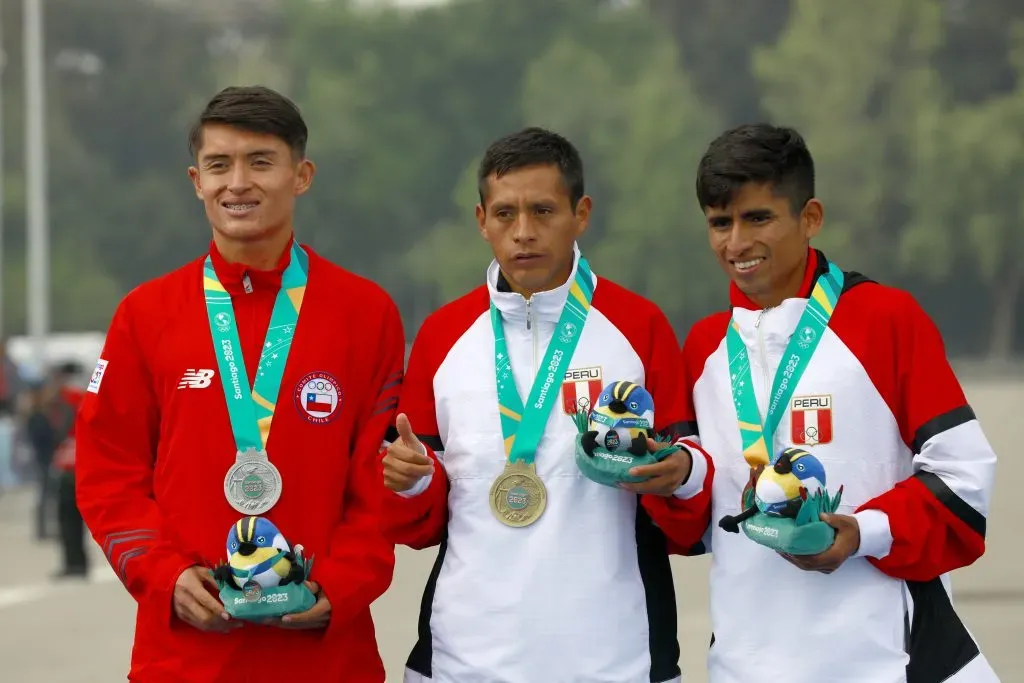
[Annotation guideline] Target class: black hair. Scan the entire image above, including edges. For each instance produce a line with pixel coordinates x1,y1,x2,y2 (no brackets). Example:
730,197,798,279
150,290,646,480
477,127,585,209
188,85,308,160
695,123,815,215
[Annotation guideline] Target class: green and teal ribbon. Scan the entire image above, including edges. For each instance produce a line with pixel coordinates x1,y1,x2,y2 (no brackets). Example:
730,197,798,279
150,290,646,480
490,257,595,465
203,242,308,452
727,261,844,466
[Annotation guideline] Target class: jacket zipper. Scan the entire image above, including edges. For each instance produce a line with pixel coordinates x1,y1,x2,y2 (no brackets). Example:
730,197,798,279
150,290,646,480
242,272,253,294
526,298,538,376
754,307,774,425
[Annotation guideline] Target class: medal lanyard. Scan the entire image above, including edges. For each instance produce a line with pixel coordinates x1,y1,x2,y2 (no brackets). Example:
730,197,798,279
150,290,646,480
490,257,595,465
727,261,844,466
203,242,309,453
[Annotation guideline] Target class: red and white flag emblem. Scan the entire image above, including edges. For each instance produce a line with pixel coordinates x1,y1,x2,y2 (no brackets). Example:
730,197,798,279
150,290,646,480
561,366,603,415
791,394,833,446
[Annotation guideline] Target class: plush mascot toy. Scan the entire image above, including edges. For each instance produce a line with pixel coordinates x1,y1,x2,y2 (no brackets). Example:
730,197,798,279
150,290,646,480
571,380,681,488
212,516,317,621
717,447,844,555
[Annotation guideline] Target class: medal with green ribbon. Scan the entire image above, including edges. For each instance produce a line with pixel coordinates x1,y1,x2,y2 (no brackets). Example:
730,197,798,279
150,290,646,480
204,242,309,515
487,257,595,527
727,261,844,467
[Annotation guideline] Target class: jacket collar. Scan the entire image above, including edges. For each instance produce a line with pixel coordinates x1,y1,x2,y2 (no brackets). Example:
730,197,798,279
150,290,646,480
487,242,591,324
728,247,828,310
208,235,295,296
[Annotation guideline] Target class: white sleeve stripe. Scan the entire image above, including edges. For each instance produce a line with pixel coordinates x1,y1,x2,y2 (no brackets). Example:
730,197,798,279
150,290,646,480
913,420,995,529
673,440,708,500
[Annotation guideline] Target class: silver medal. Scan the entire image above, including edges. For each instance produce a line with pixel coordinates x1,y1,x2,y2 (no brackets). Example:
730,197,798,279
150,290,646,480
223,447,282,515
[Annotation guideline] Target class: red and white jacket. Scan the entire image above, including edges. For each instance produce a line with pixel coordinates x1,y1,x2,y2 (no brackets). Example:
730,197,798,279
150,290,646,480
686,248,999,683
383,245,713,683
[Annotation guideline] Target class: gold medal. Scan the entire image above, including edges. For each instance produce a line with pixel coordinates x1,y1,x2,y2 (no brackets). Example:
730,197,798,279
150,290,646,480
489,460,547,527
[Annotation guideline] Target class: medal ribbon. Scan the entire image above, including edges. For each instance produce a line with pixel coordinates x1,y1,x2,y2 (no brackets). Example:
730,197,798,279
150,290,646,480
231,550,288,581
727,261,844,465
490,257,595,465
204,242,308,453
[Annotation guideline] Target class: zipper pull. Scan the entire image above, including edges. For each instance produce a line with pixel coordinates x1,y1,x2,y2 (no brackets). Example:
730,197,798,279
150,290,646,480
242,272,253,294
526,298,532,330
754,306,773,328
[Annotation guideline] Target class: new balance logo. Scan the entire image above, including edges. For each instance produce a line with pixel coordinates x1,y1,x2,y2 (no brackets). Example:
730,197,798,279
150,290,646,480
178,369,215,389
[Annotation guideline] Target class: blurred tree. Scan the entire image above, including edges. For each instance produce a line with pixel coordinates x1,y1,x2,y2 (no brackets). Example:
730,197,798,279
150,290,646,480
935,0,1023,104
643,0,792,124
752,0,946,285
902,21,1024,359
401,157,494,324
282,0,607,304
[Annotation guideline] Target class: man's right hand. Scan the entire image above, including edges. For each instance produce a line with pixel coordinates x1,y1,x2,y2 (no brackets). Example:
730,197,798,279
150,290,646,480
383,413,434,492
172,566,241,633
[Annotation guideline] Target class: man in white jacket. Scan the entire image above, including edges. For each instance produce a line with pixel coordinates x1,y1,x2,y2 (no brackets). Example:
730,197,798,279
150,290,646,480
380,126,715,683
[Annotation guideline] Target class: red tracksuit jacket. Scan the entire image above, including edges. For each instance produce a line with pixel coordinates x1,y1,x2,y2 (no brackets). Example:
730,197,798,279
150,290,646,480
75,239,403,682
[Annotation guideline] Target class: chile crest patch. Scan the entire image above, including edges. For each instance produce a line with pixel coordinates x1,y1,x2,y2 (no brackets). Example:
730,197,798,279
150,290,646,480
294,371,343,425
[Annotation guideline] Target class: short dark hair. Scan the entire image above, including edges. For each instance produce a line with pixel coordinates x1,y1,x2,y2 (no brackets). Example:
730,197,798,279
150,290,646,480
188,85,308,160
477,127,585,208
695,123,815,215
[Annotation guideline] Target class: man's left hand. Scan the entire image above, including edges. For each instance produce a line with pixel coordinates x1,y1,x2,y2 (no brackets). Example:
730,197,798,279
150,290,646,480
620,438,692,496
779,513,861,574
263,581,331,630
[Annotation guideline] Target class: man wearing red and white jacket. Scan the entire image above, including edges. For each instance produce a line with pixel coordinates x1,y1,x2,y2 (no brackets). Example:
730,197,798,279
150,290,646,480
75,86,400,682
381,127,714,683
685,123,999,683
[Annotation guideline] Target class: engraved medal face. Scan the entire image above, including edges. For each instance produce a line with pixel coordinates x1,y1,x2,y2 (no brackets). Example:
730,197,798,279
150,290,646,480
242,580,263,603
224,448,282,515
489,461,547,528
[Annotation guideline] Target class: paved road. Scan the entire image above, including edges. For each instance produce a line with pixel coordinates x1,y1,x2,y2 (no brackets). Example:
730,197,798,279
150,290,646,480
1,379,1021,682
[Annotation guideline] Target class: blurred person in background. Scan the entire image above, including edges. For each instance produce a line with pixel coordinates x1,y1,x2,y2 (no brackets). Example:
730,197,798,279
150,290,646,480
0,338,24,491
381,127,714,683
25,361,88,573
24,365,74,542
74,86,402,682
51,361,89,579
684,123,999,683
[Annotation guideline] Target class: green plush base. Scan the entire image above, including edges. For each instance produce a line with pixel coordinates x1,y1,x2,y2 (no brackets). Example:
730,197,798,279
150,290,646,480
219,581,316,621
740,514,835,555
573,433,678,487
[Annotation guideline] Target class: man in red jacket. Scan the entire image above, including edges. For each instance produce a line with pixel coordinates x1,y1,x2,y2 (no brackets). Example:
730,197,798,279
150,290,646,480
75,86,403,682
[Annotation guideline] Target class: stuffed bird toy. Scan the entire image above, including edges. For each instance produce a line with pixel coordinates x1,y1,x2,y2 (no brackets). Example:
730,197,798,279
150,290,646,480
580,380,656,457
213,516,305,591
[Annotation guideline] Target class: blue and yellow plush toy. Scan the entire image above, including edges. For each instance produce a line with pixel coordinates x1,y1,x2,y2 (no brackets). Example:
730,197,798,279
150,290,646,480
212,516,316,620
718,447,844,555
581,381,656,457
571,380,680,488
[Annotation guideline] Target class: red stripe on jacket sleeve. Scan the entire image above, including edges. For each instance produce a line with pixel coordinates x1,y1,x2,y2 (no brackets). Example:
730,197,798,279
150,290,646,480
75,292,199,623
381,288,489,550
593,279,715,554
314,289,403,632
834,286,996,581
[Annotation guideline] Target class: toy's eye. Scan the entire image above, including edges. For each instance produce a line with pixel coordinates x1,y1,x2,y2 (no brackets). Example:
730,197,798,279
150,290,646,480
797,464,805,471
629,401,638,411
256,536,266,544
230,542,238,550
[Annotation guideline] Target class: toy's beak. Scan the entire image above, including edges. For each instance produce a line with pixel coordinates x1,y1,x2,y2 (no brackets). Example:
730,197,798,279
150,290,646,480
238,542,258,556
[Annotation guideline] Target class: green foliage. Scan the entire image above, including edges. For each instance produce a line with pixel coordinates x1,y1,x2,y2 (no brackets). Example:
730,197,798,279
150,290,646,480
0,0,1020,356
794,487,843,526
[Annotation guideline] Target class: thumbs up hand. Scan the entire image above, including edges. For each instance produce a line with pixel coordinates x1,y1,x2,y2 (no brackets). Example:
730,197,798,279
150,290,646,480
383,413,435,492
